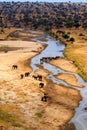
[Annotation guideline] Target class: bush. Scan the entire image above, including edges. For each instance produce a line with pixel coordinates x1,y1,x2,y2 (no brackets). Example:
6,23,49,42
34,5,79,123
45,27,50,31
79,33,84,36
69,37,75,42
62,33,70,39
35,112,43,118
10,33,20,38
67,32,71,34
82,23,87,28
0,28,4,34
55,35,58,39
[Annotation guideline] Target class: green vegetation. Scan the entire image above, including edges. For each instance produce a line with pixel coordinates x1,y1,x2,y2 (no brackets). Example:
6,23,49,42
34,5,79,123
62,33,70,39
35,112,43,118
82,23,87,28
0,45,21,52
64,45,87,81
0,108,23,127
51,30,75,44
0,28,4,34
10,33,20,38
55,35,59,40
0,2,86,29
45,27,51,32
62,33,75,43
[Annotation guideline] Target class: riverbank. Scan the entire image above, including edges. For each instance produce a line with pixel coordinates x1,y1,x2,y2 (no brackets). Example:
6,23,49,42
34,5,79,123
0,29,83,130
48,57,83,130
34,65,82,130
50,57,83,88
0,30,47,130
51,28,87,81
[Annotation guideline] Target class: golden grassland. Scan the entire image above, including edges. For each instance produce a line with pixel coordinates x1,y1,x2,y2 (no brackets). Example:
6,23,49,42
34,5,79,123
52,28,87,81
64,44,87,81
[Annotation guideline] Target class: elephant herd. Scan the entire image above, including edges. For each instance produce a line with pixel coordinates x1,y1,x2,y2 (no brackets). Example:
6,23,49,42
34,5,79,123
32,74,48,101
20,72,30,79
12,64,48,102
32,74,42,81
40,56,60,64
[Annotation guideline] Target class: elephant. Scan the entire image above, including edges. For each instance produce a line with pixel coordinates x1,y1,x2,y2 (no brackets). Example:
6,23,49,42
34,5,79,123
41,93,48,102
20,74,24,79
39,82,44,88
12,65,18,69
25,72,30,77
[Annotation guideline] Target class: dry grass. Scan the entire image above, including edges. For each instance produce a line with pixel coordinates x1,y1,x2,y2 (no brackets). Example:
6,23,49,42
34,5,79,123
0,45,22,52
52,28,87,81
0,28,16,40
64,44,87,81
38,38,48,42
60,122,76,130
0,104,24,129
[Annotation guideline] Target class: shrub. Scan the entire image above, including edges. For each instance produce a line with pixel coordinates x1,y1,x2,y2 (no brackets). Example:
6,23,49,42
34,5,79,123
55,35,58,39
62,33,70,39
10,33,20,38
69,37,75,42
79,33,84,36
82,23,87,28
67,32,71,34
0,28,4,34
35,112,43,118
0,109,23,127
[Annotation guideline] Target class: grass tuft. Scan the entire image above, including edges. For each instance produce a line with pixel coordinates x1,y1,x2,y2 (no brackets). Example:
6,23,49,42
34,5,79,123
35,112,43,118
0,108,23,128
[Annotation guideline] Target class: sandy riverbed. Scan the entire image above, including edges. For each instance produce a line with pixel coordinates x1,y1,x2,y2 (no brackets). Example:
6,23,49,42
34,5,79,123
0,31,82,130
50,58,83,88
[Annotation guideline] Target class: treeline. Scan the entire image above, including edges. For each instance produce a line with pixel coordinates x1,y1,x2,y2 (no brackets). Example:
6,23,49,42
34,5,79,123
0,2,87,29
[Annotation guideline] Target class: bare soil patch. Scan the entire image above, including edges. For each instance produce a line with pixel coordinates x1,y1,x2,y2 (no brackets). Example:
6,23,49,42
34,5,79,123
50,58,77,72
57,73,83,88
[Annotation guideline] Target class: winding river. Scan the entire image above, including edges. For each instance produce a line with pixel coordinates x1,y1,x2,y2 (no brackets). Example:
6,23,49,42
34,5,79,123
30,34,87,130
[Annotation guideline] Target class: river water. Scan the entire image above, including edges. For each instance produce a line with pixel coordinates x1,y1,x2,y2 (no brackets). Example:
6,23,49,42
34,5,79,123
30,34,87,130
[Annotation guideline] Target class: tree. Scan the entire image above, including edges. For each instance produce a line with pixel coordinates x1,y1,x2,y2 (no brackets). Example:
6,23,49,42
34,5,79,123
82,23,87,28
0,28,4,34
65,21,74,28
24,14,30,25
74,22,80,28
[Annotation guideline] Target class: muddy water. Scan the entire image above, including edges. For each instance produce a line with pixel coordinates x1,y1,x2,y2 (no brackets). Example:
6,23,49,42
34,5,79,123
30,34,87,130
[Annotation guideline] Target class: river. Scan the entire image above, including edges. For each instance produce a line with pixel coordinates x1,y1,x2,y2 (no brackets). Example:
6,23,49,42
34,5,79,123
30,34,87,130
